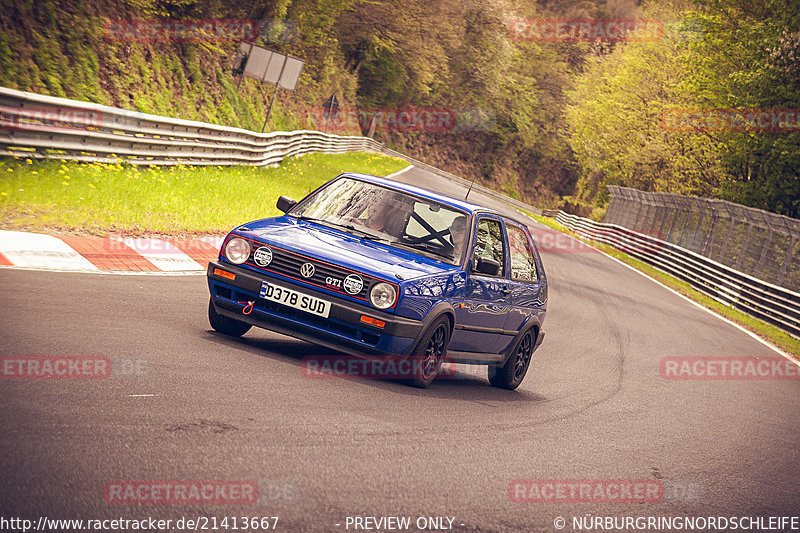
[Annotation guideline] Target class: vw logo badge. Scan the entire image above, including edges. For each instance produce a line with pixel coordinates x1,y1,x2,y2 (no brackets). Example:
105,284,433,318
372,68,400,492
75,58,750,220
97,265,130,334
253,246,273,267
300,262,316,278
343,274,364,294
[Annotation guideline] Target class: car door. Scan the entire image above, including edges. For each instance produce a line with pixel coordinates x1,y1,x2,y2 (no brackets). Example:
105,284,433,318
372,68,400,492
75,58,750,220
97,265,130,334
495,222,546,354
449,215,513,357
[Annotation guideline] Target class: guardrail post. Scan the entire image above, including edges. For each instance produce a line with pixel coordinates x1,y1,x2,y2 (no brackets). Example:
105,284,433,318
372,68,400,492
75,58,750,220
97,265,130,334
644,192,658,234
665,195,682,244
756,228,773,277
778,236,796,286
604,186,620,225
701,210,718,256
688,198,707,252
735,222,754,270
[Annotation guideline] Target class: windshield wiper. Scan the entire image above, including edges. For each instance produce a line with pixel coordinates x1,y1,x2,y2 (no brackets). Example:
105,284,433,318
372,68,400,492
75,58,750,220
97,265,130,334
381,237,454,262
292,215,320,222
359,233,396,244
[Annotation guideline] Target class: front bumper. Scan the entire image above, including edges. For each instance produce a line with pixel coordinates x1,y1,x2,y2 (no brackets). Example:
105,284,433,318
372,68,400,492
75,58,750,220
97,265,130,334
207,261,423,358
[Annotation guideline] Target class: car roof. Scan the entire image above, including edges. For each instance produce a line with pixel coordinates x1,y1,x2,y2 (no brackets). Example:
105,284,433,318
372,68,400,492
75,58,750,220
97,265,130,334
339,172,508,218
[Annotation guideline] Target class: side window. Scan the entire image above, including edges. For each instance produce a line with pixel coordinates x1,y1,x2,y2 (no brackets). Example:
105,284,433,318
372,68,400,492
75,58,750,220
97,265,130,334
471,218,506,276
507,224,539,283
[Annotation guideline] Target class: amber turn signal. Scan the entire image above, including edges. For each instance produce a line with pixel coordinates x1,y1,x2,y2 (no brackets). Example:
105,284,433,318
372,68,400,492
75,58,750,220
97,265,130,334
213,268,236,281
360,315,386,328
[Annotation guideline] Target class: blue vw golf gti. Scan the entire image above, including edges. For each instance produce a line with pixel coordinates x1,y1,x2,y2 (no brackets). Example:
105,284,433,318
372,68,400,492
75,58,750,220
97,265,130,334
207,173,547,388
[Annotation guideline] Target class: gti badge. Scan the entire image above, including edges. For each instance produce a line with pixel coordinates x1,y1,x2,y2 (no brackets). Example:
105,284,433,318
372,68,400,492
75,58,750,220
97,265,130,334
300,262,316,278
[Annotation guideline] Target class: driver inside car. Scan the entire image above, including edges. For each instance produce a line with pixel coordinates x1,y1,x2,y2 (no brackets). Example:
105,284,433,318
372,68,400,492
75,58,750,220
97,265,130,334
363,200,393,232
449,215,468,260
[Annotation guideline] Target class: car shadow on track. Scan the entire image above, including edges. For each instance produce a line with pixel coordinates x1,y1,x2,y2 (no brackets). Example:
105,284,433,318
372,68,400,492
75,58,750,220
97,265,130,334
203,330,547,402
204,329,311,366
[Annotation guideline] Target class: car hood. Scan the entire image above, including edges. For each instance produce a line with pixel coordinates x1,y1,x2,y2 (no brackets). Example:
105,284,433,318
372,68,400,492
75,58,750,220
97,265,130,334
234,216,459,281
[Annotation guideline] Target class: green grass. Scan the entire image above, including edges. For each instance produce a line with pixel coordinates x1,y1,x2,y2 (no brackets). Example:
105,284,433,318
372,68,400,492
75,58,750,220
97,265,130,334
524,211,800,360
0,153,408,236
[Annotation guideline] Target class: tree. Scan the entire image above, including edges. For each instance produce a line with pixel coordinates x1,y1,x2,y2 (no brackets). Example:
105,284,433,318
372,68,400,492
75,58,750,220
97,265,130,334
681,0,800,216
564,1,726,206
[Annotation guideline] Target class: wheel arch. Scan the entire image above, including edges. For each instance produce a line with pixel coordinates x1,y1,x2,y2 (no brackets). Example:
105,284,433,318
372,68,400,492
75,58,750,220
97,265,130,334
498,316,541,367
407,301,456,355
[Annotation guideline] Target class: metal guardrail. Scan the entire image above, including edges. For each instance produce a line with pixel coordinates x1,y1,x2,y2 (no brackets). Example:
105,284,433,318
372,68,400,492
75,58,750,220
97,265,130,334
555,211,800,338
605,185,800,293
0,86,560,219
0,87,381,165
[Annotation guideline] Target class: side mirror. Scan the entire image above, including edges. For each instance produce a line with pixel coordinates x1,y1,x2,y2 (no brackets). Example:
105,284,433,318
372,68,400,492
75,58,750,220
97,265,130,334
475,257,501,276
277,195,297,213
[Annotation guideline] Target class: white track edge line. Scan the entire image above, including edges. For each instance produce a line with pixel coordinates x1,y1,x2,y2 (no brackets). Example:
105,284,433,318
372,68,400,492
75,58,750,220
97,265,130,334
384,165,414,180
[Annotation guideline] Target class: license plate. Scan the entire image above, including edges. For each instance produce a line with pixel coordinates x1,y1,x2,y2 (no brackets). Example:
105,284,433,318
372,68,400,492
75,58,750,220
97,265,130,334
259,281,331,318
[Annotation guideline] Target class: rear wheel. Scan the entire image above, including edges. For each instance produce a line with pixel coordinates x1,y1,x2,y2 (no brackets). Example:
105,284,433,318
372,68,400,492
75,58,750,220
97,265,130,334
208,299,252,337
409,316,451,388
489,330,534,390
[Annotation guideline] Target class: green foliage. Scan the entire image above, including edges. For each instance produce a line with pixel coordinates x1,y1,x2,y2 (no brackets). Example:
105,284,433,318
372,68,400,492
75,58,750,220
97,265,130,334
565,0,800,217
1,0,797,215
679,0,800,217
565,9,726,203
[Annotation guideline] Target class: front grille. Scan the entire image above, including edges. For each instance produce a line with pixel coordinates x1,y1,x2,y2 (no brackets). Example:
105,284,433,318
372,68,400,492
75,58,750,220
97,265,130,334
237,237,395,305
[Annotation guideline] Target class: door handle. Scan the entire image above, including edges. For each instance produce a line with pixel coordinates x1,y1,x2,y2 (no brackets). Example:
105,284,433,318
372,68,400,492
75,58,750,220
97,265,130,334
501,288,512,295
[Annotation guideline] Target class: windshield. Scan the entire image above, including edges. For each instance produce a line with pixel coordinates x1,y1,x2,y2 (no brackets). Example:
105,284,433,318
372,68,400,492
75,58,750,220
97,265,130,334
292,177,470,265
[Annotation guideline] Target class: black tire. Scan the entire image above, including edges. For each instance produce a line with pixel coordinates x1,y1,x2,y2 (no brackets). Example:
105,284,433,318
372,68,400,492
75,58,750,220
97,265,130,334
208,299,252,337
488,330,535,390
409,316,451,388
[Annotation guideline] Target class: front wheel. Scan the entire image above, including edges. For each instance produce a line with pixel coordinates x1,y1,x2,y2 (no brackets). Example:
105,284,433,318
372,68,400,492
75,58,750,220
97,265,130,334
489,330,534,390
208,299,252,337
409,316,451,388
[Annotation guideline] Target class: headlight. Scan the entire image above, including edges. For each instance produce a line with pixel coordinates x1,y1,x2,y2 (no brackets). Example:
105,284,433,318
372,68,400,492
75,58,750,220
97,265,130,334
370,282,397,309
224,237,251,264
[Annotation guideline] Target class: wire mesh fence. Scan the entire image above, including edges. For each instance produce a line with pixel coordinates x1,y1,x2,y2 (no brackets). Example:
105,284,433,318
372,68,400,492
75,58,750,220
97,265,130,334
604,186,800,292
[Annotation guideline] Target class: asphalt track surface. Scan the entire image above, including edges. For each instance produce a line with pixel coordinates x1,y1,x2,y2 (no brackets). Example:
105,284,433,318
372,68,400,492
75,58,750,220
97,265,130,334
1,166,799,532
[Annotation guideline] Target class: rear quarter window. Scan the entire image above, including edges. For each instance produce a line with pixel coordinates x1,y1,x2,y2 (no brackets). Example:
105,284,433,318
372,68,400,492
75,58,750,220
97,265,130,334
507,224,538,283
